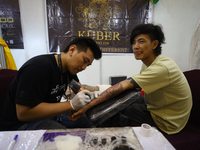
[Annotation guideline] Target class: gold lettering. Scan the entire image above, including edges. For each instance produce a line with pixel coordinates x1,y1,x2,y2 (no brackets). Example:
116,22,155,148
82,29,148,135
77,31,120,41
78,31,85,37
100,48,128,53
92,31,96,39
86,31,96,39
101,48,106,52
97,31,103,40
103,42,109,45
0,17,14,23
96,41,102,45
87,31,90,37
105,31,112,40
0,17,7,23
113,32,120,41
7,17,14,23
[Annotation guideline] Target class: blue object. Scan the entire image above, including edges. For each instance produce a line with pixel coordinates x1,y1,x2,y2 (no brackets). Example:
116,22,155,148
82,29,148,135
7,135,18,150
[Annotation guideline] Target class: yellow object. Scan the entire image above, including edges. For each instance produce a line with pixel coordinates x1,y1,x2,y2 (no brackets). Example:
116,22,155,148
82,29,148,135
151,0,159,4
0,38,17,70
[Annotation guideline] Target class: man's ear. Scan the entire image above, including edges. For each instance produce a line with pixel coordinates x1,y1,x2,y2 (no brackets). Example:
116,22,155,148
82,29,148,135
152,40,159,50
69,45,77,55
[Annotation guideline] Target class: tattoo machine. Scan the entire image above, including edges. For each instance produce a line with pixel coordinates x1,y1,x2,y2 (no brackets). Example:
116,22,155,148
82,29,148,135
68,79,91,98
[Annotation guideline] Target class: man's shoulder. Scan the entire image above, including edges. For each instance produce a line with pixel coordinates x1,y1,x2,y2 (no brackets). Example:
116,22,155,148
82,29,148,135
156,55,172,62
21,54,55,68
18,54,57,76
29,54,54,62
153,55,176,67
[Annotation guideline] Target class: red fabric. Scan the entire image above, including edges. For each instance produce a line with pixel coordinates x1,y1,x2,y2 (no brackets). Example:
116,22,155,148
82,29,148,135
140,90,144,96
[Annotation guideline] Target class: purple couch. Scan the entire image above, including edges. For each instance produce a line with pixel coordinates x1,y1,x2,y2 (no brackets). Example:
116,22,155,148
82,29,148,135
0,69,200,150
0,69,17,107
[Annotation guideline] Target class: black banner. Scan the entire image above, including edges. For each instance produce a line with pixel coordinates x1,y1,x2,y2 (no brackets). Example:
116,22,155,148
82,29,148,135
46,0,149,53
0,0,24,49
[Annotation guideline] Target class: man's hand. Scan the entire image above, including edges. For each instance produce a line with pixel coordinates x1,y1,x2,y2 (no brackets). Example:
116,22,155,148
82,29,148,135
90,91,102,99
81,84,99,92
70,90,92,111
68,105,89,121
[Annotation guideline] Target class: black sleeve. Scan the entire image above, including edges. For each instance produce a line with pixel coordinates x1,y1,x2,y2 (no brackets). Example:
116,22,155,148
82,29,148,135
16,65,50,107
127,77,140,88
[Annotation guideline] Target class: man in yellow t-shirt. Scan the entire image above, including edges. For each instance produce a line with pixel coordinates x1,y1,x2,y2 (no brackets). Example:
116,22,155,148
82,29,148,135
132,55,192,134
70,24,192,135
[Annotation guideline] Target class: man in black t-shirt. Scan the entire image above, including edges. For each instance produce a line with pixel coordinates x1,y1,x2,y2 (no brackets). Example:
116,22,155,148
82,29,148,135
0,37,102,131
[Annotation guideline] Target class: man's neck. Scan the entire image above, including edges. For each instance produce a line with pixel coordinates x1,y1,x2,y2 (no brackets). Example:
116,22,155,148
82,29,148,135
143,55,158,67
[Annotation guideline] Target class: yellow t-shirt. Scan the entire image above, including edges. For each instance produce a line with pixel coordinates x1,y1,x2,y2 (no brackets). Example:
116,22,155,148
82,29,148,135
132,55,192,134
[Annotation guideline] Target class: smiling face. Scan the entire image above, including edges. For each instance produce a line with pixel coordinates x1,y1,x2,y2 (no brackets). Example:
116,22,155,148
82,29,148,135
62,45,94,75
132,34,159,67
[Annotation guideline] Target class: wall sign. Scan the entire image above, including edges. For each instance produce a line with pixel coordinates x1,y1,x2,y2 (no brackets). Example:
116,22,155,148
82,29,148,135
46,0,150,54
0,0,24,49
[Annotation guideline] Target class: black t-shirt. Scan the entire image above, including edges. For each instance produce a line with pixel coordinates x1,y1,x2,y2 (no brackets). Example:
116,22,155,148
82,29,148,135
0,54,78,131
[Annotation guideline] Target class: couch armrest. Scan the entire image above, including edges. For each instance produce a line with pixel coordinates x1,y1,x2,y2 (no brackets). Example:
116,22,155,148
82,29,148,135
0,69,17,106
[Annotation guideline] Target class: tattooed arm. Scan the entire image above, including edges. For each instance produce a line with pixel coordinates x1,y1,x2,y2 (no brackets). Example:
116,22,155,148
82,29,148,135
69,77,138,121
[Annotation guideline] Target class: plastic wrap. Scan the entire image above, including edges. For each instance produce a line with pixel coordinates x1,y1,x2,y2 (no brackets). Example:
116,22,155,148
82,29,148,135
0,127,175,150
86,89,141,126
84,127,143,150
35,129,86,150
35,127,143,150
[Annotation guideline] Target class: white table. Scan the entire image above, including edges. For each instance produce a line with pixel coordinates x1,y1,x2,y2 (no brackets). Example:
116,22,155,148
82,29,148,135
0,127,175,150
133,127,175,150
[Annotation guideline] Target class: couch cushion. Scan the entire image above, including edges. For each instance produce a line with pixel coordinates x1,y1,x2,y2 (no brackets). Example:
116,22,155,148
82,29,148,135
183,69,200,127
163,124,200,150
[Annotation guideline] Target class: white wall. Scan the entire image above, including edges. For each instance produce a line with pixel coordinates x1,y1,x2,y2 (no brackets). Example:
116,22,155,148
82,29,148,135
152,0,200,72
11,0,200,85
12,0,48,68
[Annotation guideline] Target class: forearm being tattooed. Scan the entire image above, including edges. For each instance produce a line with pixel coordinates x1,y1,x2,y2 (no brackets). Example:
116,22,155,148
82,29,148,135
88,82,123,107
86,77,139,110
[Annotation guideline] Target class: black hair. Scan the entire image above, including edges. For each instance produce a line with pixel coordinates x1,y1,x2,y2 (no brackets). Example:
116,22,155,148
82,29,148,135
64,37,102,60
130,23,165,56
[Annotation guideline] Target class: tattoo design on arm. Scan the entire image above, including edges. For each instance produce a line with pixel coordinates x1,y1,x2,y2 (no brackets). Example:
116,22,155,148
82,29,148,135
90,82,123,106
127,77,140,88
